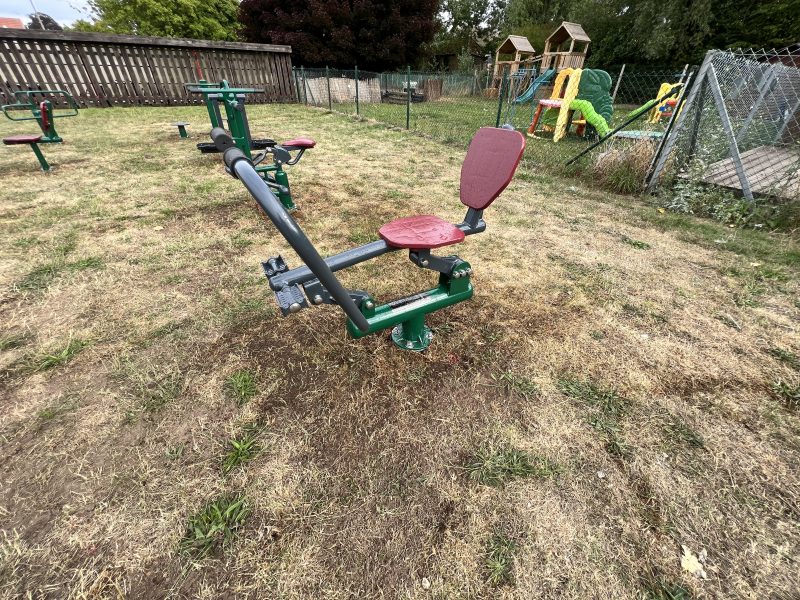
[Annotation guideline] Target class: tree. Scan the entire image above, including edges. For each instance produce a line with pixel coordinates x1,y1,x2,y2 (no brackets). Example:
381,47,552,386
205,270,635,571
71,0,240,41
27,13,63,31
238,0,439,70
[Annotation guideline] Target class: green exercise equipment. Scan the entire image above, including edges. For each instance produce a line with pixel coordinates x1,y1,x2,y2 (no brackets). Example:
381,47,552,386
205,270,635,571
1,89,79,172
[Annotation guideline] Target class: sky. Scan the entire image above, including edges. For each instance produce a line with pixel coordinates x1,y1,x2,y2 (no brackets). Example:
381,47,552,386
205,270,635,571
0,0,92,26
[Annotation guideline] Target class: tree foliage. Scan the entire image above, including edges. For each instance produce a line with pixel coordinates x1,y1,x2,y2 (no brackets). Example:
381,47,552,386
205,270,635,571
27,13,63,31
437,0,799,69
238,0,439,70
71,0,240,41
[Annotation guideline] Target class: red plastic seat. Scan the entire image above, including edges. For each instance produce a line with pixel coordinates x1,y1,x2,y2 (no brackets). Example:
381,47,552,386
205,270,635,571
379,215,465,250
3,134,42,145
281,137,316,149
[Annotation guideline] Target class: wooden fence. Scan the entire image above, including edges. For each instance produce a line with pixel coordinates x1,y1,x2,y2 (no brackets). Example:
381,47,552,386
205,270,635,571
0,29,295,107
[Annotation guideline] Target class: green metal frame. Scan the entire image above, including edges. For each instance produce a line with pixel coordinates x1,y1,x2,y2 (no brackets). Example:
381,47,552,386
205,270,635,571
193,81,299,211
346,262,473,350
2,90,79,172
2,90,79,143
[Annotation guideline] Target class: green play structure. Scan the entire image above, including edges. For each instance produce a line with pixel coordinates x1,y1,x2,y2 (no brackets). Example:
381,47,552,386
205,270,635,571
527,68,613,141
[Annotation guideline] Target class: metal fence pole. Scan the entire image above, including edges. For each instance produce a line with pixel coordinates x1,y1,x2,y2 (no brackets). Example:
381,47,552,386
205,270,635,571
495,65,507,127
326,65,332,111
406,65,411,130
300,65,308,105
355,65,360,116
293,66,301,103
611,64,625,103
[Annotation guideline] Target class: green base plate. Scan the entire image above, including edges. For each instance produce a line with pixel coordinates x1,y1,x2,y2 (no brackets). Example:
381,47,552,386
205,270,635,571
391,323,433,351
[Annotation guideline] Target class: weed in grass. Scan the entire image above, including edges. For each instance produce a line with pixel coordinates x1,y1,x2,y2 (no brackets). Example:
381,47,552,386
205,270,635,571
30,339,86,372
645,580,693,600
662,415,705,449
139,372,182,412
0,333,28,351
560,377,631,458
714,313,741,330
222,427,262,474
592,139,655,194
772,379,799,411
17,263,61,291
495,371,539,399
733,275,767,307
621,235,651,250
16,257,103,292
348,230,374,244
558,377,628,417
179,494,250,559
52,231,78,257
223,298,274,325
38,394,79,421
67,257,104,271
225,370,258,405
768,347,799,370
590,330,606,340
12,236,39,249
230,233,253,249
166,444,185,461
485,532,516,587
464,444,561,487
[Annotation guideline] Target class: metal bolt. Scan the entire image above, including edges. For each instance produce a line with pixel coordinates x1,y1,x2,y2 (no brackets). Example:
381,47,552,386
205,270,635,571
288,302,302,313
313,295,323,305
365,300,375,310
420,259,429,267
406,341,414,349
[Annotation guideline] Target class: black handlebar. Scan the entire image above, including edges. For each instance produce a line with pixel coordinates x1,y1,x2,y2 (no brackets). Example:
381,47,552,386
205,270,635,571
211,128,370,333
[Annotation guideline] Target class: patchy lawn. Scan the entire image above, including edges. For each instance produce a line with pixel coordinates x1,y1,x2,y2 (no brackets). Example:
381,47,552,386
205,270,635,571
0,103,798,599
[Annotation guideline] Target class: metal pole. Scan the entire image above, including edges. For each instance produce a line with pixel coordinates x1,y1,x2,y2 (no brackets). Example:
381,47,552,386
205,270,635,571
326,65,332,111
406,66,411,130
678,64,689,84
495,65,507,127
300,66,308,105
565,85,685,166
293,67,301,103
355,65,360,116
28,0,45,29
611,64,626,103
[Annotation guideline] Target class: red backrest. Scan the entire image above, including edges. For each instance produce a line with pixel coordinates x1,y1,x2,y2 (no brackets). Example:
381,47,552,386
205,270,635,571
460,127,526,211
39,101,50,133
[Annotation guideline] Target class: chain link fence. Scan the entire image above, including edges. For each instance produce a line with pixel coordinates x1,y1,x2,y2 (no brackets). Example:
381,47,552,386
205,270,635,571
292,64,702,186
646,48,800,227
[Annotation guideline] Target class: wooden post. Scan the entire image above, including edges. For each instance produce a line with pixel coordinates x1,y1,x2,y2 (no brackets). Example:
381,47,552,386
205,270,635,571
611,64,625,103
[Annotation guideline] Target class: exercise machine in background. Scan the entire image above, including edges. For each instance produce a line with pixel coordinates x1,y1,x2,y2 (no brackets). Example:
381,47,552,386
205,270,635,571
1,89,79,172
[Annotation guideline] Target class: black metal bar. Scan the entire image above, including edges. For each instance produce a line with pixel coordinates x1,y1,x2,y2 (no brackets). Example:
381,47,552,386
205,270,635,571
211,129,370,332
269,240,396,289
565,85,683,166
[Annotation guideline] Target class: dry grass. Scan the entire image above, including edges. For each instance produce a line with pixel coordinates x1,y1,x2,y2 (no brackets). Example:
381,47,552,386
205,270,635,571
1,104,799,599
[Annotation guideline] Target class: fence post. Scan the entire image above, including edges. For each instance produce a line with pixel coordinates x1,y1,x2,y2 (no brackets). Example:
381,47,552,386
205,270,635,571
326,65,332,111
495,65,507,127
300,66,308,104
406,66,411,130
355,65,360,116
611,64,625,103
293,66,301,103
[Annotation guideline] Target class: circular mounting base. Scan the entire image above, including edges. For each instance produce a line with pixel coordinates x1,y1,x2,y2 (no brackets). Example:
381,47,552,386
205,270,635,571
391,323,433,352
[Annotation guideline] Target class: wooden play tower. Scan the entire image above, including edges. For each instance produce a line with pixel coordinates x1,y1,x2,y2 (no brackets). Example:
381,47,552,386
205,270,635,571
492,35,536,80
541,22,590,71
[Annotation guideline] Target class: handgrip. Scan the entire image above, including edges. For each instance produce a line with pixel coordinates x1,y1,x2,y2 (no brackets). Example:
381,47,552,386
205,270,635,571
229,159,371,333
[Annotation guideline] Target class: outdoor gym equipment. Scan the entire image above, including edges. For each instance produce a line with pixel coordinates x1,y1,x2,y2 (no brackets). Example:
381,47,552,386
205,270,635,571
186,79,276,153
211,126,525,351
188,80,315,211
173,121,190,138
1,89,79,171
